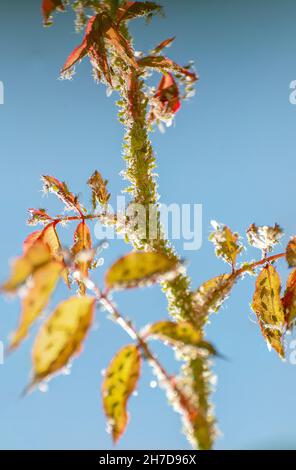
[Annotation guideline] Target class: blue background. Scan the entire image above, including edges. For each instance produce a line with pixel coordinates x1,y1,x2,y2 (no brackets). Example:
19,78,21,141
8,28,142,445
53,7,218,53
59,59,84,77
0,0,296,449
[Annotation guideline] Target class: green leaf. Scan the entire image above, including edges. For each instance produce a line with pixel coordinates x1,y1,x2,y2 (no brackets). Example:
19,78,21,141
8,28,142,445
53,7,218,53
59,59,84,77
102,344,141,442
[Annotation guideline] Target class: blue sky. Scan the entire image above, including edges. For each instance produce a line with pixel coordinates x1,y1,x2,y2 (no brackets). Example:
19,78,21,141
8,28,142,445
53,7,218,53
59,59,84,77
0,0,296,449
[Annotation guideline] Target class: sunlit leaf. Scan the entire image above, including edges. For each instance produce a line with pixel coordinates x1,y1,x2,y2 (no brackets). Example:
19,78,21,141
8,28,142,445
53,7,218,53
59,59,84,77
88,170,110,209
247,223,283,253
61,13,138,84
137,55,198,82
42,175,83,214
146,321,201,346
24,223,69,286
117,1,163,24
105,251,180,290
151,36,175,55
9,261,62,351
103,14,138,69
282,268,296,329
72,222,93,294
252,264,285,358
209,221,242,268
42,0,65,26
145,320,219,356
23,231,43,253
194,273,235,319
286,237,296,267
31,296,95,384
150,73,181,124
102,344,141,442
2,243,51,293
27,208,52,226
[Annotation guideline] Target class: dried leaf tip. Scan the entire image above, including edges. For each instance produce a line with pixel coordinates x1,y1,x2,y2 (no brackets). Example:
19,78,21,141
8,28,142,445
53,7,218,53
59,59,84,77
247,223,283,254
88,170,110,210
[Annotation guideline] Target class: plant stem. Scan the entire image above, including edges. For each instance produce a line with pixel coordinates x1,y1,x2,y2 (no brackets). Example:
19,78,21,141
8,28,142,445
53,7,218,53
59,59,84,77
235,252,285,277
91,285,197,425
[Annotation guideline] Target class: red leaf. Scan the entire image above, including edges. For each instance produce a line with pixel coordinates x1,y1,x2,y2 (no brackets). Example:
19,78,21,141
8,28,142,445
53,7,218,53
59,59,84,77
42,175,83,214
138,55,198,82
61,13,137,84
117,1,162,24
42,0,65,26
151,37,175,55
282,269,296,328
150,73,181,123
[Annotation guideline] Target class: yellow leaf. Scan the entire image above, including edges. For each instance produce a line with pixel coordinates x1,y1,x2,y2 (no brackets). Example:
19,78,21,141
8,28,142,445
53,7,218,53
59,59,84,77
252,264,285,358
72,222,92,294
105,251,179,290
209,222,242,267
23,231,43,253
282,268,296,328
194,273,235,319
286,237,296,268
31,296,95,384
102,344,141,442
145,321,218,356
9,261,62,351
146,321,202,346
42,223,69,287
2,242,51,293
24,224,69,287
